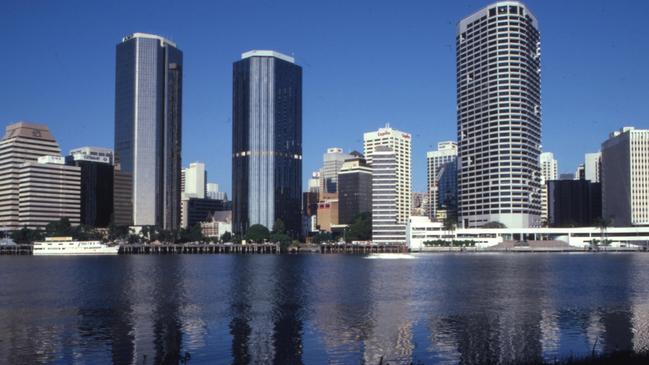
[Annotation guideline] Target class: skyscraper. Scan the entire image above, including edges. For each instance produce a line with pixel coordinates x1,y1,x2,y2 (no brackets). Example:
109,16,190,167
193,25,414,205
67,147,114,227
540,152,558,225
114,32,182,230
319,147,352,200
338,155,372,225
371,146,406,244
232,50,302,236
363,125,412,224
601,127,649,226
457,1,542,228
584,152,601,183
426,141,458,221
0,122,62,231
182,162,206,199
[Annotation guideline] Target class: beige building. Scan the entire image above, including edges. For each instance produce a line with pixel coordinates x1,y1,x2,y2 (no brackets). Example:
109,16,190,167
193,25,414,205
317,200,339,232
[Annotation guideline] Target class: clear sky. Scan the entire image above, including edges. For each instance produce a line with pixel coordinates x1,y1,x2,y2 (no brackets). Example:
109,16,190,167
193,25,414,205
2,0,648,195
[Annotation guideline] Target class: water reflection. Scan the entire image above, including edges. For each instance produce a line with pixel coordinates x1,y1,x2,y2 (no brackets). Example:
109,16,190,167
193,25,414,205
0,254,649,364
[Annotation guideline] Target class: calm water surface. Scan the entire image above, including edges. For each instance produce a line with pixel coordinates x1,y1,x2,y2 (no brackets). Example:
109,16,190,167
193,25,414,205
1,253,649,364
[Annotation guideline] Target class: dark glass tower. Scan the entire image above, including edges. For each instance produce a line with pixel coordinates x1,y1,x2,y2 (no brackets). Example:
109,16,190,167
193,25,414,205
232,50,302,237
114,33,182,229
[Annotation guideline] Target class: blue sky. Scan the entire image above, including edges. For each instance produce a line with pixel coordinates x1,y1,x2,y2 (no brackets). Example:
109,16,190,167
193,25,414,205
2,0,648,195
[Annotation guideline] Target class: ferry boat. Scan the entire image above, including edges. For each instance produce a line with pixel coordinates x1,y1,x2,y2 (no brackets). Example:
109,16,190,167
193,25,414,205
33,237,119,256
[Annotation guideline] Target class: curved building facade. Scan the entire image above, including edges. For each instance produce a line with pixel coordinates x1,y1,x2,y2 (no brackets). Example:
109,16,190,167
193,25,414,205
456,1,542,228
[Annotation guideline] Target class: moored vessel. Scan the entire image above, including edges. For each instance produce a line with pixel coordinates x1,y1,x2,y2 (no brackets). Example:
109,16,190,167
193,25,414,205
33,237,119,256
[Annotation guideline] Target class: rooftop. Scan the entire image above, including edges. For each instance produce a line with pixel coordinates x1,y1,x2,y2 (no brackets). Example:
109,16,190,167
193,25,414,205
241,50,295,63
122,32,177,47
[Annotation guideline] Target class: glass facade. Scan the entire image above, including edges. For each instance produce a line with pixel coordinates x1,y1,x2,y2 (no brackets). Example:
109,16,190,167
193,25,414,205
114,33,182,229
71,160,114,228
232,52,302,237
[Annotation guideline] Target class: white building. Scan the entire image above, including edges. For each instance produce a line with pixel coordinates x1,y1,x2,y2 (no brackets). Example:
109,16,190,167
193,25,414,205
182,162,206,199
364,124,412,224
0,122,63,231
539,152,558,225
457,2,542,228
602,127,649,226
371,146,406,244
308,171,320,194
584,152,601,183
407,216,649,251
19,156,81,229
426,141,458,220
319,147,352,199
206,183,227,201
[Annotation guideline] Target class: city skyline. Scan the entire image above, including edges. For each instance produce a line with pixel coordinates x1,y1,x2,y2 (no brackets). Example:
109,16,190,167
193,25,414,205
1,0,648,196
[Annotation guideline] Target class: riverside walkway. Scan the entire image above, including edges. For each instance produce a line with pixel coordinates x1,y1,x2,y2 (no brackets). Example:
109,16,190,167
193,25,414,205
119,243,280,254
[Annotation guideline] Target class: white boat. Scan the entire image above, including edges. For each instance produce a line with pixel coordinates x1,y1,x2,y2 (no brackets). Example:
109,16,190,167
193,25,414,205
364,253,417,260
33,237,119,256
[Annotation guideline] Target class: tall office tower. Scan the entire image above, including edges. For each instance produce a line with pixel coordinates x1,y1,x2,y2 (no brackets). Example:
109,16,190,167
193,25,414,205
547,180,601,227
114,32,182,230
426,141,458,221
584,152,601,183
232,50,302,236
457,2,542,228
601,127,649,226
67,147,114,227
371,146,406,244
182,162,206,199
539,152,558,225
363,125,412,224
338,155,372,225
18,156,81,229
206,183,227,201
0,122,61,232
319,147,352,200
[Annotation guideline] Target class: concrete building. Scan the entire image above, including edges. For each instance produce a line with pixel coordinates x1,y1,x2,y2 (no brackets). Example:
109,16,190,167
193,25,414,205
319,147,353,200
114,33,182,230
206,183,227,201
66,147,114,227
370,146,406,244
316,200,338,232
540,152,558,226
338,156,372,225
232,50,302,236
364,125,411,225
183,162,206,199
574,164,585,181
602,127,649,226
0,122,62,231
457,2,542,228
181,198,227,229
547,180,601,227
426,141,458,221
18,156,81,229
201,216,232,239
407,216,649,251
584,152,601,183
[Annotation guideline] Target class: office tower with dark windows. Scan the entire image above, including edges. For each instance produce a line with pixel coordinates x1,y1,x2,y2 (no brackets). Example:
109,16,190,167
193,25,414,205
114,32,182,230
338,155,372,225
426,141,458,222
66,147,114,227
457,1,542,228
0,122,62,231
232,50,302,236
547,180,601,227
319,147,352,200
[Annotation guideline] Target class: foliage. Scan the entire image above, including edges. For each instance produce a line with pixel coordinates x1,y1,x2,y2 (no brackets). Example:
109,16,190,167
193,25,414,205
345,212,371,242
45,218,73,237
271,232,292,250
245,224,270,243
181,224,205,243
108,222,130,241
311,231,334,244
443,216,457,231
220,231,232,243
11,226,44,244
272,219,286,234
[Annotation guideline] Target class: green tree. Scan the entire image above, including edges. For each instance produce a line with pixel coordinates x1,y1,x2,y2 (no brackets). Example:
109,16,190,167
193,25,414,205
311,231,333,244
345,212,371,242
220,231,233,243
272,219,286,234
45,218,73,237
245,224,270,243
11,226,44,244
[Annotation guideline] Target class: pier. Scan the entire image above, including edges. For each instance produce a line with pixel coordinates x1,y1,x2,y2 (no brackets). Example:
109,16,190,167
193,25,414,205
319,243,408,254
119,243,280,255
0,244,32,255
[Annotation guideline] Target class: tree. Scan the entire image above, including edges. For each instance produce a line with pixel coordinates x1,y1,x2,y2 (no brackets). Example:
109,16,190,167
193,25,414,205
11,226,44,244
345,212,371,242
594,216,613,249
245,224,270,243
220,231,232,243
272,219,286,234
46,218,73,237
108,222,129,242
311,231,334,244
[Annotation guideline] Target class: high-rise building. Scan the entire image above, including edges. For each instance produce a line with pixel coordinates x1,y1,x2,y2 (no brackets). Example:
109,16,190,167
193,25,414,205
584,152,601,183
67,147,114,227
0,122,62,232
181,198,227,229
426,141,458,221
18,156,81,229
338,156,372,225
232,50,302,236
371,146,406,244
574,164,585,181
319,147,352,200
206,183,227,201
457,2,542,228
540,152,558,226
363,125,411,224
114,32,182,229
183,162,206,199
601,127,649,226
548,180,601,227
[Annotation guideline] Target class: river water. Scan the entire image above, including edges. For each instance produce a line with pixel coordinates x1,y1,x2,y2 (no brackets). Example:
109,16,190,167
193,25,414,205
1,253,649,364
